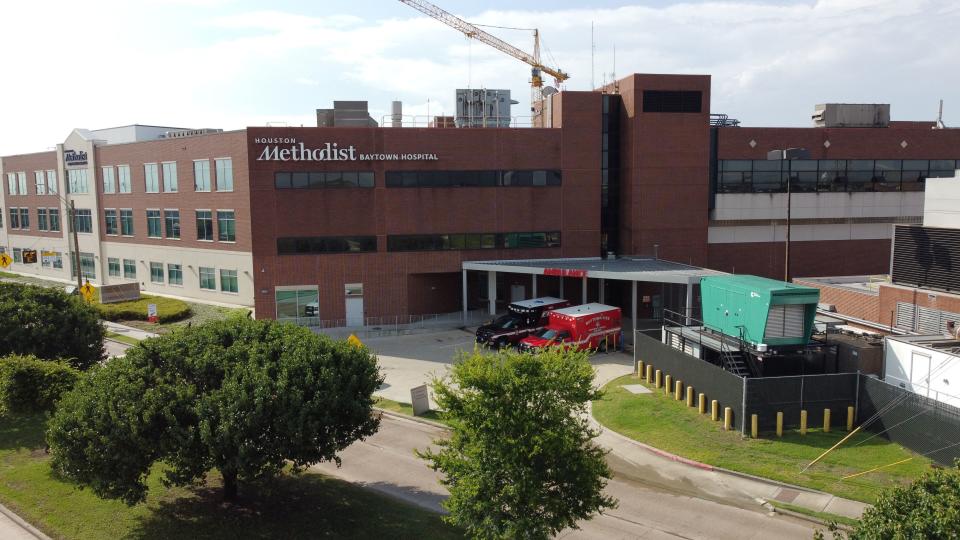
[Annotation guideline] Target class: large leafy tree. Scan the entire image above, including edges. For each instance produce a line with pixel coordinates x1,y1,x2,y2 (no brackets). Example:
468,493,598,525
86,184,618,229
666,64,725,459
419,347,616,539
47,317,382,504
0,283,104,369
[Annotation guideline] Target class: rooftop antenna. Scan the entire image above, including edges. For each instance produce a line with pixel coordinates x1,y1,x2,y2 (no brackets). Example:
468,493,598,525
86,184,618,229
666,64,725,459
935,99,947,129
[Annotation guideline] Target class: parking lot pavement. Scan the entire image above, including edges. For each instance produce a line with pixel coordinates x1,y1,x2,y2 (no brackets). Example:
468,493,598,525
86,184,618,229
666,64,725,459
363,329,634,406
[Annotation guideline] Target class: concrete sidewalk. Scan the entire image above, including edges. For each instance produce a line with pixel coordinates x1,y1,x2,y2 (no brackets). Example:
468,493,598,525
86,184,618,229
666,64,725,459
588,364,870,521
0,503,50,540
103,320,159,341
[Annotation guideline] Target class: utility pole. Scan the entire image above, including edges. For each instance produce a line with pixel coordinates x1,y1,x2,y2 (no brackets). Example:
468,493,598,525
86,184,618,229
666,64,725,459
70,200,83,291
767,148,809,283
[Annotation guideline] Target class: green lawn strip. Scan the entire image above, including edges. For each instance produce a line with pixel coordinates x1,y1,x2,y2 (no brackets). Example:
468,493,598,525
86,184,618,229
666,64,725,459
0,413,461,539
375,396,449,426
94,293,191,324
0,271,18,278
593,374,931,503
104,332,141,346
767,500,860,528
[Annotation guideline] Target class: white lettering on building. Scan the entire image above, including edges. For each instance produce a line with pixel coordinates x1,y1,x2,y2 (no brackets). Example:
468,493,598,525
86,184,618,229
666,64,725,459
256,141,438,162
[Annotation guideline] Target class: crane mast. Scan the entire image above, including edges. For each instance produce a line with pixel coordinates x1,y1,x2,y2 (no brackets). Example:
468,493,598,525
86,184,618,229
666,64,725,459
398,0,569,116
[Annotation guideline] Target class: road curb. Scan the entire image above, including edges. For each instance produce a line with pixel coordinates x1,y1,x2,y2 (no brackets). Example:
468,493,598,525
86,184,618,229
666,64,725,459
375,408,448,430
0,502,52,540
766,502,856,532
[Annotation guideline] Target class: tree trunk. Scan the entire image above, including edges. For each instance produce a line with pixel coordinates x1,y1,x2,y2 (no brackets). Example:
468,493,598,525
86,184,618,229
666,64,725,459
222,469,238,502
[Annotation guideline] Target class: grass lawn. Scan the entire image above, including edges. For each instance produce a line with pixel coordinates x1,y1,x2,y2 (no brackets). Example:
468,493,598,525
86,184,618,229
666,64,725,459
0,271,18,278
0,413,461,539
375,396,448,426
117,301,250,335
104,332,141,346
767,500,859,528
593,374,932,503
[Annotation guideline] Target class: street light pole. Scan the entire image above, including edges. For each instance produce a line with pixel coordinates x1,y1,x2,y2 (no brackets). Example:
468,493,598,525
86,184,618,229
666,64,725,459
767,148,809,284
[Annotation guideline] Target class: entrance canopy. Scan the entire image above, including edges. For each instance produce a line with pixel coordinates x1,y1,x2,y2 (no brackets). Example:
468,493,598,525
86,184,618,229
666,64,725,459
463,257,724,285
461,257,728,326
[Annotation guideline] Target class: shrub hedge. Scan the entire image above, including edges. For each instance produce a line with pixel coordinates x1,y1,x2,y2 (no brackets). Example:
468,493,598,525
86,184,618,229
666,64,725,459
96,294,191,323
0,354,81,415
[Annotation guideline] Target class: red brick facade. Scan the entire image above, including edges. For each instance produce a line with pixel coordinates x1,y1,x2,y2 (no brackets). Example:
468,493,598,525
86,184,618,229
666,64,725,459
793,279,881,322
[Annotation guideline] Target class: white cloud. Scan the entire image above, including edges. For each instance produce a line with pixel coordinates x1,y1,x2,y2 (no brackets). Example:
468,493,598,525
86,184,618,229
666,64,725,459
0,0,958,155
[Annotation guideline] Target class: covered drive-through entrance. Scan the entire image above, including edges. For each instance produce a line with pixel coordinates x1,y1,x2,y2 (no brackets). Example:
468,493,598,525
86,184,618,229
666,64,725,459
461,257,727,336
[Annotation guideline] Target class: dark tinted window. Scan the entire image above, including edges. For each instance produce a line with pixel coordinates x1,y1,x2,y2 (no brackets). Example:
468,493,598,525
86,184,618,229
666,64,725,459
387,231,560,252
275,171,375,189
277,236,377,254
642,90,702,113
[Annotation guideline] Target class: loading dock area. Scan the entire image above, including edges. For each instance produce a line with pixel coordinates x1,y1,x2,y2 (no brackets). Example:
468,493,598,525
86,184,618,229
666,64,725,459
461,257,726,335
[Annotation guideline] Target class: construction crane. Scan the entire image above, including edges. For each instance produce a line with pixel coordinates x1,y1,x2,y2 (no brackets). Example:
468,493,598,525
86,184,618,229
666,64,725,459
397,0,569,116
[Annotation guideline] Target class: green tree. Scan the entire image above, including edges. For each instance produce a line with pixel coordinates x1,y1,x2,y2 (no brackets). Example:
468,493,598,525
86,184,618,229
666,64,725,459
47,317,382,504
0,283,104,369
0,354,80,415
419,347,616,539
814,462,960,540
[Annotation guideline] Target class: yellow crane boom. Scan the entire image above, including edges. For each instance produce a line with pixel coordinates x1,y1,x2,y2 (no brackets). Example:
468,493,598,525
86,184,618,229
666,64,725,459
397,0,569,88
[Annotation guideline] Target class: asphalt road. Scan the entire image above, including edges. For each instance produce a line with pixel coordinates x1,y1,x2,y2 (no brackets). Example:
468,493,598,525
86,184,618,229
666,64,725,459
312,414,818,539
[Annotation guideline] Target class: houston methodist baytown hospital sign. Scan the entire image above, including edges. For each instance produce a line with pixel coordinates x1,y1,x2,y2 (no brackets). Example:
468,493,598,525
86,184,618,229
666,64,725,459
255,137,438,162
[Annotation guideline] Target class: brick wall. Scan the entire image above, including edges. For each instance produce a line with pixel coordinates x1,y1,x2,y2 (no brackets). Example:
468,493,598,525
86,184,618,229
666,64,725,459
794,279,880,322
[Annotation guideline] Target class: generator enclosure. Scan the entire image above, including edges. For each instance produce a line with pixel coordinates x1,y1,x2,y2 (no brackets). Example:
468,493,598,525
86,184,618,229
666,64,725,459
700,275,820,347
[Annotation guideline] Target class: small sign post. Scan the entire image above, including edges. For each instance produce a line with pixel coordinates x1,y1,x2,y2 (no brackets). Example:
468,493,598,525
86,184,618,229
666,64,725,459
0,253,11,268
147,303,159,323
410,384,431,416
79,280,96,303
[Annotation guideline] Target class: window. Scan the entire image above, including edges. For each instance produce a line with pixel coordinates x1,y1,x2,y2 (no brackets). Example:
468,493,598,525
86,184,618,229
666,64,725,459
276,236,378,254
46,170,57,194
102,166,116,193
71,252,96,280
385,231,561,252
146,210,162,238
0,210,3,228
67,169,88,193
108,258,121,277
150,262,164,283
215,158,233,191
383,170,560,188
19,208,29,229
35,171,46,195
49,208,60,232
216,210,235,242
41,251,62,269
144,163,159,193
167,263,183,286
9,208,19,229
13,248,22,263
120,209,134,236
123,259,136,279
220,269,238,293
6,173,16,195
72,209,92,233
642,90,702,113
196,210,213,241
275,171,376,189
164,209,181,239
199,267,216,290
117,165,131,193
17,172,27,195
37,208,48,231
194,160,211,191
104,209,118,235
162,161,178,192
275,287,320,325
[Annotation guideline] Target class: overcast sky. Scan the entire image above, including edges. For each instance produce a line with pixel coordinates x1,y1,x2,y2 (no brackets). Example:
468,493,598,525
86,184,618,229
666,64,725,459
1,0,957,155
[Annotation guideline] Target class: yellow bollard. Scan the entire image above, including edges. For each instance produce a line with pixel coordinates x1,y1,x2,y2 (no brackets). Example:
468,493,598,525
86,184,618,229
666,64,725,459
698,393,706,414
674,380,683,401
751,414,758,439
711,400,719,421
800,410,808,435
847,406,854,431
723,407,733,431
776,412,783,437
645,364,653,384
654,369,662,389
823,409,831,433
664,374,672,395
686,386,694,407
636,359,644,376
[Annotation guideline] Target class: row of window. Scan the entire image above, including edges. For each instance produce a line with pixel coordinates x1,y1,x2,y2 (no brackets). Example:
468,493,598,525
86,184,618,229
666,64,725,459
108,209,235,241
717,159,959,193
276,231,562,255
4,159,234,197
385,170,562,188
275,171,375,189
5,171,58,196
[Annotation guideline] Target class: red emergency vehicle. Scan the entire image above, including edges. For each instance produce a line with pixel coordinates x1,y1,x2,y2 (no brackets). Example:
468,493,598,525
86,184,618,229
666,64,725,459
518,303,622,353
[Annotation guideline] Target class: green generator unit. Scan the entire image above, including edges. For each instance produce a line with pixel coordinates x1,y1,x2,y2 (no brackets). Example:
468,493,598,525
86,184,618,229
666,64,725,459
700,275,820,347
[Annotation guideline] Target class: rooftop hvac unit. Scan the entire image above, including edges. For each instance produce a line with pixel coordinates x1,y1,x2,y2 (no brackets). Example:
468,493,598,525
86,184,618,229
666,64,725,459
162,128,224,139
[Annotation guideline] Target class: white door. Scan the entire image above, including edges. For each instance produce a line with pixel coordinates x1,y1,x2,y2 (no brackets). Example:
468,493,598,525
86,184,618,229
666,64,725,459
345,283,364,327
510,284,526,302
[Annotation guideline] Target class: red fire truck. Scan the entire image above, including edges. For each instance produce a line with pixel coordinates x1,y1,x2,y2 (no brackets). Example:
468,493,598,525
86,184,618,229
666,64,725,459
518,303,622,353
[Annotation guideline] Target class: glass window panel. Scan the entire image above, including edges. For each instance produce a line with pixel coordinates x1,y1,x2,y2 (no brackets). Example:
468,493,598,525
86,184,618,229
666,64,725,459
123,259,136,278
752,160,781,172
292,172,309,188
309,172,325,188
217,211,236,242
194,160,211,191
215,158,234,191
199,267,216,289
117,166,131,193
220,269,238,293
358,172,375,187
144,163,159,192
275,172,292,189
162,162,178,192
